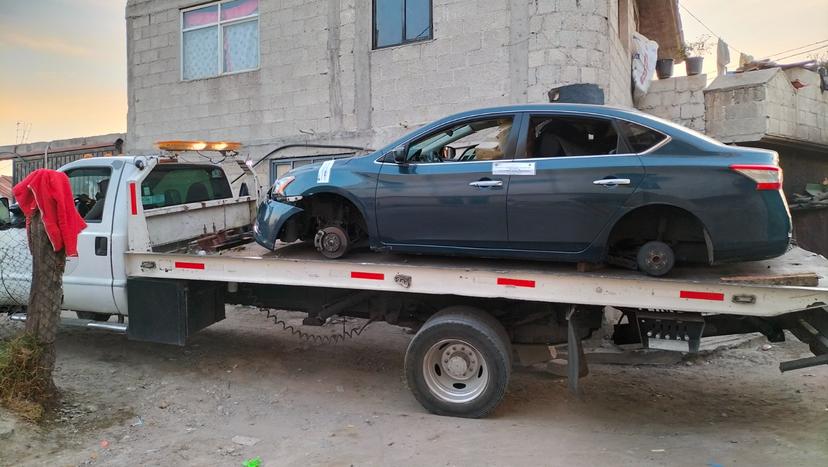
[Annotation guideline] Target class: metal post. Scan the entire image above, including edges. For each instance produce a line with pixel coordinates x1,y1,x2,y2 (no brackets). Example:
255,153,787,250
566,305,586,396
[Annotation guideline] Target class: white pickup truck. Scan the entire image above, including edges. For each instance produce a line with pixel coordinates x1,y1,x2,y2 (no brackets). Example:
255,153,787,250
4,153,828,418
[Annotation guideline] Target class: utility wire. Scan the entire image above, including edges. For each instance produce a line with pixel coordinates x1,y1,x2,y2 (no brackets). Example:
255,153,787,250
773,44,828,63
678,1,743,56
766,39,828,59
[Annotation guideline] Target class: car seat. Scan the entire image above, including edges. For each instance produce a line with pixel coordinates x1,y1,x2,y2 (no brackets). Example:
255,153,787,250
185,182,210,203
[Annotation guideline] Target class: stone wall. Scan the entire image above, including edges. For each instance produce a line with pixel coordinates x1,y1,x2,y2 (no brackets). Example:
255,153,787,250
633,74,706,132
125,0,635,183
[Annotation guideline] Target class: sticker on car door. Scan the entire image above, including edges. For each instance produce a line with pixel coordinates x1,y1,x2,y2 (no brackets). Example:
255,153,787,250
492,162,535,176
317,160,335,183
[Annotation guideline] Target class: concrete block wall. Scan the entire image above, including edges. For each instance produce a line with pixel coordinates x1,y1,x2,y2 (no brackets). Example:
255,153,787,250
634,74,706,133
126,0,635,184
704,67,828,145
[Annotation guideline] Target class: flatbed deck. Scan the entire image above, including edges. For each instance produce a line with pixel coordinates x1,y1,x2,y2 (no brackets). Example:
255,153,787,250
126,244,828,318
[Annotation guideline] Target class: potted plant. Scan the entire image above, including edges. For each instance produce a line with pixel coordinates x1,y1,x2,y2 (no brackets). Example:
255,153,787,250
656,58,674,79
680,35,712,76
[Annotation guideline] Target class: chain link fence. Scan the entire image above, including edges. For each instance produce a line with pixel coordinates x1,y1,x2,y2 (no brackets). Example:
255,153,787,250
0,225,32,309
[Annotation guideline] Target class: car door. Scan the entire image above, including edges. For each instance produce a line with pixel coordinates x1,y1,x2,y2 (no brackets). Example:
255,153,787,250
375,114,521,249
62,164,120,313
507,112,645,253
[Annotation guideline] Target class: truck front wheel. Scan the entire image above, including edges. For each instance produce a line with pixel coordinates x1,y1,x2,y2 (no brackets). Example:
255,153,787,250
404,306,512,418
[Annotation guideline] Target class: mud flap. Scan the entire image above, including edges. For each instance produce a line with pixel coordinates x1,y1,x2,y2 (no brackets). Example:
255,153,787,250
127,278,225,346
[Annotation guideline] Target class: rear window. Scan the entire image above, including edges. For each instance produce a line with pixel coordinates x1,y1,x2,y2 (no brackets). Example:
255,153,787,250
617,120,668,153
141,165,232,209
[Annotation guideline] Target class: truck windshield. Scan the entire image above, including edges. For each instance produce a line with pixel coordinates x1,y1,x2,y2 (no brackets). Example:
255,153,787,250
141,165,232,209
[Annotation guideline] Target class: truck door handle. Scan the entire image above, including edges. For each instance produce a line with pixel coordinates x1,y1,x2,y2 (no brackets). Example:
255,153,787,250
593,178,631,186
469,180,503,188
95,237,108,256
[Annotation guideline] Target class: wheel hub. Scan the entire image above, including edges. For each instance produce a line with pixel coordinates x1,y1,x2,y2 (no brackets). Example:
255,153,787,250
442,345,478,379
322,232,341,252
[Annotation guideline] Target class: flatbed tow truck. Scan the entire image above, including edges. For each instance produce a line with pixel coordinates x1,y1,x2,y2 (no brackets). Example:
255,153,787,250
6,145,828,418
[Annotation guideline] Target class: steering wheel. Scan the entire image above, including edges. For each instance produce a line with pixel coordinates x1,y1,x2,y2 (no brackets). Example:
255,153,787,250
74,194,94,217
417,150,443,163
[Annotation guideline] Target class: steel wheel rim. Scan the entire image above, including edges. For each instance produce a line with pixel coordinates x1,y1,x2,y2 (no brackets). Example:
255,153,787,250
423,338,489,404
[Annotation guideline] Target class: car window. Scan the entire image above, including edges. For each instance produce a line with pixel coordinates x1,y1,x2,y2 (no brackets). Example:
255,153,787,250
616,120,668,153
0,200,10,226
65,167,112,223
526,115,621,158
141,165,232,209
405,117,515,163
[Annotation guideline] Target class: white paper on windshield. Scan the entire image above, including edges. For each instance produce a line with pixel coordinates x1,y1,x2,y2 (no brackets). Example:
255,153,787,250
317,160,335,183
492,162,535,176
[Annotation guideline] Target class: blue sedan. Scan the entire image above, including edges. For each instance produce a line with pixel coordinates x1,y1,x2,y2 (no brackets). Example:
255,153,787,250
254,104,791,276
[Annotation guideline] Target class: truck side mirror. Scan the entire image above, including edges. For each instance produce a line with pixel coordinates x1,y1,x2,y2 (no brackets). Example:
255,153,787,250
392,145,407,164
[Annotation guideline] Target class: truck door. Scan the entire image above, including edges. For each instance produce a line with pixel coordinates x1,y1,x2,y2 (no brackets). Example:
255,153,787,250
62,164,122,313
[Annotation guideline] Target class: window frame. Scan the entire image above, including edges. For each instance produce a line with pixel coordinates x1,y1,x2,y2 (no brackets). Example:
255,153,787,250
140,164,233,210
180,0,261,81
64,166,113,224
269,154,355,185
389,113,521,165
512,111,671,161
372,0,434,50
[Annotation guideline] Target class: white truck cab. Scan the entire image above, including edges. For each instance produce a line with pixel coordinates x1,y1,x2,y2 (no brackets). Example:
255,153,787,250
58,155,255,317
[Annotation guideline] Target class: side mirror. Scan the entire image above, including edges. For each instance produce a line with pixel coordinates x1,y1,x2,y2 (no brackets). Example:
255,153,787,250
392,145,407,164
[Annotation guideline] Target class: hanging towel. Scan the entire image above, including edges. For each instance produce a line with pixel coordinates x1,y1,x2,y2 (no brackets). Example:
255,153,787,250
717,38,731,76
12,169,87,257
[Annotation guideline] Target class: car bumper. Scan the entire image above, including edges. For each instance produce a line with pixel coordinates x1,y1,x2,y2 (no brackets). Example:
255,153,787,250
712,191,792,263
253,200,304,250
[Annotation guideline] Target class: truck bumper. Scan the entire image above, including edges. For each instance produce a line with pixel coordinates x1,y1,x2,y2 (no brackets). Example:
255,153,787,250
253,200,304,250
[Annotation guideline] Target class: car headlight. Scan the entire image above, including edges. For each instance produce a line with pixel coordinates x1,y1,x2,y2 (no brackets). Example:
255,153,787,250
271,176,295,200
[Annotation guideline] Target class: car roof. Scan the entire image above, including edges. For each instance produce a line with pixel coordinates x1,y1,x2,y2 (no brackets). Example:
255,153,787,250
384,103,726,153
436,103,667,126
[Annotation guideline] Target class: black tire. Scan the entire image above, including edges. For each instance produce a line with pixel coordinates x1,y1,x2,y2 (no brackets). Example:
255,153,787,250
636,240,675,276
404,306,512,418
76,311,111,322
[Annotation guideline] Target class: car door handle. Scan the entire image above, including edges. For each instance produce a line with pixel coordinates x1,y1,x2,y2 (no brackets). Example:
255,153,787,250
469,180,503,188
95,237,108,256
593,178,631,186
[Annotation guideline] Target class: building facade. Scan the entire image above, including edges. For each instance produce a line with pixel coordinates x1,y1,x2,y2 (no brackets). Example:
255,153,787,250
125,0,682,183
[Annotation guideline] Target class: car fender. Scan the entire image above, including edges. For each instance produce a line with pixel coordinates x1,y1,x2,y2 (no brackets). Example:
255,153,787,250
592,198,715,259
253,201,305,250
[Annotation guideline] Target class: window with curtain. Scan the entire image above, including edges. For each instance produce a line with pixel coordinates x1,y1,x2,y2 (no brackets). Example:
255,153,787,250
181,0,259,80
373,0,432,49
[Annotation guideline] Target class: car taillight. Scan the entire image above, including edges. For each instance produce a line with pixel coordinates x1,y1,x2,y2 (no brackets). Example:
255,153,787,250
730,164,782,191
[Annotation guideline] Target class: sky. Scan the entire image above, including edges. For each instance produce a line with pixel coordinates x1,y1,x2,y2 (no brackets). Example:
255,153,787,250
0,0,827,147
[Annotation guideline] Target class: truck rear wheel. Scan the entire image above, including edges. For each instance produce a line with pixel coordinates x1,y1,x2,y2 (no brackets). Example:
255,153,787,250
404,306,511,418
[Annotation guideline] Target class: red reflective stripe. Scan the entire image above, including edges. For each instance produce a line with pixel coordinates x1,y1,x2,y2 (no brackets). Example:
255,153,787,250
129,182,138,215
497,277,536,288
175,261,205,270
680,290,724,301
351,271,384,280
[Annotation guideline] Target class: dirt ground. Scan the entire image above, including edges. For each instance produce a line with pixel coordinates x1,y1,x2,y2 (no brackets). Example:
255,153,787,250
1,307,827,467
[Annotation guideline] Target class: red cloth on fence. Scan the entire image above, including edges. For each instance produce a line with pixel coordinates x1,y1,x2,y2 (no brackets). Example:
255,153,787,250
12,169,87,257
